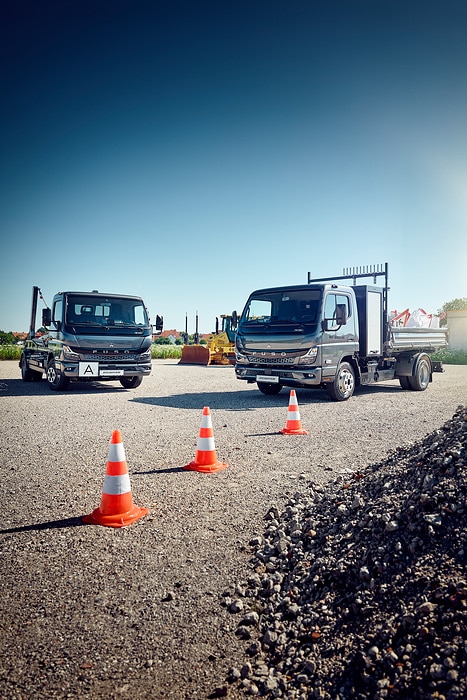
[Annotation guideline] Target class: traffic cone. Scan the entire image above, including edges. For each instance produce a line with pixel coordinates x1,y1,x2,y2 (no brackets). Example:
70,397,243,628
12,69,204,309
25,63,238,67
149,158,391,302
83,430,148,528
280,390,308,435
184,406,228,473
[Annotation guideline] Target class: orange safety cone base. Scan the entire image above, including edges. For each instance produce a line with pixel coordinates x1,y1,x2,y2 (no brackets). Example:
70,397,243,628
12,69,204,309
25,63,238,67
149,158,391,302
184,406,228,473
280,426,308,435
183,460,228,474
83,504,148,528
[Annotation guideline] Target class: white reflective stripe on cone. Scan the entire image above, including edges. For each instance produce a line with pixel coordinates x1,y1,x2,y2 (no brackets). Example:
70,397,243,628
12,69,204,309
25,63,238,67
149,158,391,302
107,442,126,462
197,436,215,451
103,473,131,495
287,410,300,420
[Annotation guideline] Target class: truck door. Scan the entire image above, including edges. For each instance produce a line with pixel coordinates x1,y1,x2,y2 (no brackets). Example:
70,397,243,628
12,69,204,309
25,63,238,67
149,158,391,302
321,293,357,378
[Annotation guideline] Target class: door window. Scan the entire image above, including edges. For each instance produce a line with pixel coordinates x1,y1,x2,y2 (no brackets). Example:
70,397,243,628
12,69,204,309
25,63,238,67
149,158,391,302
324,294,351,332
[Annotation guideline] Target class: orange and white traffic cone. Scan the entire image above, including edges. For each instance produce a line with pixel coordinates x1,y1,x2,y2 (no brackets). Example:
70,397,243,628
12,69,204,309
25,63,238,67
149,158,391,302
280,390,308,435
83,430,148,528
184,406,228,473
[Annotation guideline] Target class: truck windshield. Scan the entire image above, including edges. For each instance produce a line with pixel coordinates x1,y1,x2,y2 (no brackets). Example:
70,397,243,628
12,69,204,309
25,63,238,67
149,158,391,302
241,289,321,329
65,295,149,335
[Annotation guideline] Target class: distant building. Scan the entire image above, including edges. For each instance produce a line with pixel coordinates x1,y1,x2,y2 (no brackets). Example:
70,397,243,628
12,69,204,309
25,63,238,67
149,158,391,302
447,310,467,351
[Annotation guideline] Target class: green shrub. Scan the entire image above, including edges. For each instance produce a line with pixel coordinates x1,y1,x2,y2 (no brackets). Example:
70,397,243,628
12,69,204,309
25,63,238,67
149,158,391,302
151,345,182,360
432,348,467,365
0,345,22,360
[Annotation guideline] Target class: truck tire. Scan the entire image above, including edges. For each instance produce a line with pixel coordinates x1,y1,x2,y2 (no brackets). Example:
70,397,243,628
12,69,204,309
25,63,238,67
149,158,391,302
326,362,355,401
46,359,70,391
408,355,431,391
399,376,411,389
119,376,143,389
257,382,282,395
21,355,37,382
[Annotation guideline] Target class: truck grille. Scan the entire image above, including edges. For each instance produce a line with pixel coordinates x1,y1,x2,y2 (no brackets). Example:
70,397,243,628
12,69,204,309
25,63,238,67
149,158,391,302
248,356,295,364
82,353,138,361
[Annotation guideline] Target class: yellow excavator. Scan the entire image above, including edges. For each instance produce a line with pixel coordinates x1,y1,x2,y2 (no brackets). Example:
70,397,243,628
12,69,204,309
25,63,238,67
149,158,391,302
179,314,237,365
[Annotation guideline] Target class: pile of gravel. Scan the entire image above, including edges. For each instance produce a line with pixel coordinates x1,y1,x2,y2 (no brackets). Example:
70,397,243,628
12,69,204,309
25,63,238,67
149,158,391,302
222,405,467,699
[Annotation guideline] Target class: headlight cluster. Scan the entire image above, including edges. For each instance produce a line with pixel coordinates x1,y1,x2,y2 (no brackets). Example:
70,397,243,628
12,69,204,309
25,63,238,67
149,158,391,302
235,340,247,361
63,345,80,360
297,347,318,365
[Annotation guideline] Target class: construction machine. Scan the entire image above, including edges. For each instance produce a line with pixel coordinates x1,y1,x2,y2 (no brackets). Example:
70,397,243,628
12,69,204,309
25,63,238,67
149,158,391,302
179,314,237,365
207,314,237,365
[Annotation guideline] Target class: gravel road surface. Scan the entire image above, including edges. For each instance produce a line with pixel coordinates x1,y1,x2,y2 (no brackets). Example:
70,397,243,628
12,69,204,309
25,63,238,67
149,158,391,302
0,360,465,699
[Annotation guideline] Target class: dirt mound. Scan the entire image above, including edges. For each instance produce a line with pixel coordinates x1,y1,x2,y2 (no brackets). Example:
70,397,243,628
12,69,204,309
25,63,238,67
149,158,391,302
225,405,467,699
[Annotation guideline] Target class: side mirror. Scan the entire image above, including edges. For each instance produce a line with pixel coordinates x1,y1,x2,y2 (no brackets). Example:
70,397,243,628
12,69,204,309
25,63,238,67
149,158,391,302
231,310,238,329
42,308,51,327
153,314,163,334
323,306,347,332
335,304,347,325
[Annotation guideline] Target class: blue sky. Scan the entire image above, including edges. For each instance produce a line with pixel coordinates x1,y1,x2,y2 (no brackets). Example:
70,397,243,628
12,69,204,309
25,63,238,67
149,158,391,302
1,0,466,333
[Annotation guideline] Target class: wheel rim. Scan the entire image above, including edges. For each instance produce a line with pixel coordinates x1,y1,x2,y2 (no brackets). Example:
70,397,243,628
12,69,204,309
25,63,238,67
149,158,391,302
47,365,58,385
338,367,354,398
419,362,430,388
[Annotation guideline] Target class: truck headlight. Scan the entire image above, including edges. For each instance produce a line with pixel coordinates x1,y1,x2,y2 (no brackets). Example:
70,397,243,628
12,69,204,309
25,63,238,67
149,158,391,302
235,340,247,362
140,347,152,360
63,345,80,360
298,347,318,364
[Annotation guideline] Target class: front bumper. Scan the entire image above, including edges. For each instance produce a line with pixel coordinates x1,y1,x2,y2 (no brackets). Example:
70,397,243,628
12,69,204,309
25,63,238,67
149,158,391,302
59,360,152,380
235,365,322,388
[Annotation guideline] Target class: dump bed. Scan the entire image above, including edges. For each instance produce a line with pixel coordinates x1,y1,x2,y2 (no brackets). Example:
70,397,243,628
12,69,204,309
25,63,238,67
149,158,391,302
353,284,448,357
385,325,449,353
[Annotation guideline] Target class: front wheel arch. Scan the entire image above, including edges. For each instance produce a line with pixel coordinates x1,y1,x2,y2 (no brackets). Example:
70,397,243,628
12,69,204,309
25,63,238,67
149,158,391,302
326,361,356,401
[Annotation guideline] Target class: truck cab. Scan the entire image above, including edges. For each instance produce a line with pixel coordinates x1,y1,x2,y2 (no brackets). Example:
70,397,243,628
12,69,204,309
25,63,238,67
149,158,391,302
20,288,163,390
235,283,359,396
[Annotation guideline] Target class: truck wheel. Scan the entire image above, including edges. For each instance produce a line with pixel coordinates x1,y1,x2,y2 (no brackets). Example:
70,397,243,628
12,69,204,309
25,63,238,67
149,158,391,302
46,359,70,391
409,355,431,391
257,382,282,395
21,355,35,382
399,376,411,389
326,362,355,401
120,376,143,389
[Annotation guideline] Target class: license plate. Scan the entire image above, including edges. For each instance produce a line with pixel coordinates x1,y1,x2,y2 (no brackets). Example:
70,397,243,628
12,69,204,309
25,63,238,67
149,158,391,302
256,374,279,383
100,369,124,376
79,362,99,378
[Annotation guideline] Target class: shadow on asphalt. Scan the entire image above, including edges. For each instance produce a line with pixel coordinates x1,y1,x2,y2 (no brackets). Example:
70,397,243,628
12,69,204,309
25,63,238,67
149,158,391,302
0,516,87,534
133,466,186,475
131,384,403,410
0,378,125,397
1,379,405,403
